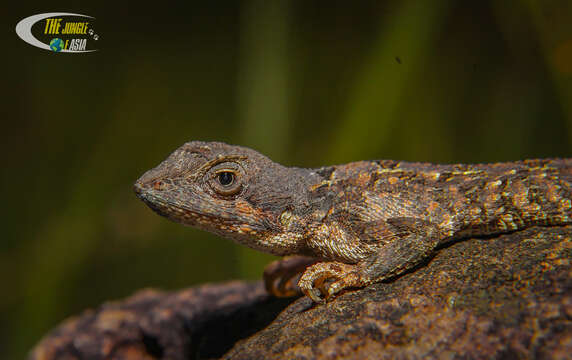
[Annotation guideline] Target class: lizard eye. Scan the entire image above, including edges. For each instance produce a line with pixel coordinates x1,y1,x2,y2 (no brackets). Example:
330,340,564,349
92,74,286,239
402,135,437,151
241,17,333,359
217,171,235,186
208,168,243,196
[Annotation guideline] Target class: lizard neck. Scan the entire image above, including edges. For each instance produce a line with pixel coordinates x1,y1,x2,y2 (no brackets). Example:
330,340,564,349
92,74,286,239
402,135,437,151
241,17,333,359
221,166,323,256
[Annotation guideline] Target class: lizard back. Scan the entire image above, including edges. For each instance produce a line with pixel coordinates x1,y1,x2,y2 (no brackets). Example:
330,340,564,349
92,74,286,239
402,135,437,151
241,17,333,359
312,158,572,244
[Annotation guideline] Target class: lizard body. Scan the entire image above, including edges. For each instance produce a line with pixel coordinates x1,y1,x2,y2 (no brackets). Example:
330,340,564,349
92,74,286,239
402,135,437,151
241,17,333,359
134,141,572,302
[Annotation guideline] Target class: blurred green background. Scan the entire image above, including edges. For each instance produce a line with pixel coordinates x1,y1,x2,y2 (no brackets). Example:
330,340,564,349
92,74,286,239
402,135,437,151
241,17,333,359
3,1,572,358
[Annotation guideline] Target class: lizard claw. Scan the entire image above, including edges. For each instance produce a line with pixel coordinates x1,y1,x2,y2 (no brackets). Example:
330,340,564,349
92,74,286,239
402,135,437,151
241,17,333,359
298,262,360,303
328,271,362,298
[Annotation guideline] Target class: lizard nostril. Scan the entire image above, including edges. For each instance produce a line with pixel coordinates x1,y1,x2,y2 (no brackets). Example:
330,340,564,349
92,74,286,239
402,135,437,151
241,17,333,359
153,180,165,191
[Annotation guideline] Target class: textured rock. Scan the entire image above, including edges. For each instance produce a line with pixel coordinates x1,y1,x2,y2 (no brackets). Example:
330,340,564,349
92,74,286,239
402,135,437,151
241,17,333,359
29,282,293,360
30,226,572,359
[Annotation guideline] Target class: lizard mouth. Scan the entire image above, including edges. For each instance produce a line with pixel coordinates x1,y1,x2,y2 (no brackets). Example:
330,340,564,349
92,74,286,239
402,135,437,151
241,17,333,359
133,180,230,229
133,181,187,222
133,177,273,243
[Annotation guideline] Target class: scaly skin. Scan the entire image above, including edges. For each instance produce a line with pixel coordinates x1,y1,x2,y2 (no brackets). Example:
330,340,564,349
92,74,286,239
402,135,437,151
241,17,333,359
134,141,572,303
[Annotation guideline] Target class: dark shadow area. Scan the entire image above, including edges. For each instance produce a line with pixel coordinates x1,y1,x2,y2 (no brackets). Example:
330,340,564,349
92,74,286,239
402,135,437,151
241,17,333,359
192,296,296,359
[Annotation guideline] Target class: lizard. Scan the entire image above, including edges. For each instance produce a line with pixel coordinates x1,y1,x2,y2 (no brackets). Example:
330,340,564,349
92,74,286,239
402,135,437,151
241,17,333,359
134,141,572,303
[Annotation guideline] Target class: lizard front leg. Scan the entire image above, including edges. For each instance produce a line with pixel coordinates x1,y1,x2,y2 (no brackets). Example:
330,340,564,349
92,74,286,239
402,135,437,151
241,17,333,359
299,218,442,303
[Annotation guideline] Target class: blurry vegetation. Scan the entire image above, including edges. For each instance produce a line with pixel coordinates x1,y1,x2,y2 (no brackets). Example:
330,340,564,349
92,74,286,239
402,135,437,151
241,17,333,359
2,1,571,358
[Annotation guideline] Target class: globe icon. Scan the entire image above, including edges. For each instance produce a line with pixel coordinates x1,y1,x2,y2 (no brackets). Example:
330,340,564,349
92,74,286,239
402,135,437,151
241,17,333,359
50,38,64,52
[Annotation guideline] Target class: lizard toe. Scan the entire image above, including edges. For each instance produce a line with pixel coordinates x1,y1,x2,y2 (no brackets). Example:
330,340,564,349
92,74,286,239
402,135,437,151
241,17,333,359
302,286,326,303
328,271,364,298
298,261,357,303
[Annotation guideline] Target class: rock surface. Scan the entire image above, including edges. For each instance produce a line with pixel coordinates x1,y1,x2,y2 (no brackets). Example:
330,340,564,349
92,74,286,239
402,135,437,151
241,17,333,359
30,226,572,359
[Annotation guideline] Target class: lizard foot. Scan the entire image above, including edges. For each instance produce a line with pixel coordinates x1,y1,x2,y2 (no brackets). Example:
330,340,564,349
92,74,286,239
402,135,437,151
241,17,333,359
298,262,364,303
263,256,320,297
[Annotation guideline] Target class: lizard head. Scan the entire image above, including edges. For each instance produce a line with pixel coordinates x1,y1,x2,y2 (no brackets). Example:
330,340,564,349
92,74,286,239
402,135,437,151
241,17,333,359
134,141,313,255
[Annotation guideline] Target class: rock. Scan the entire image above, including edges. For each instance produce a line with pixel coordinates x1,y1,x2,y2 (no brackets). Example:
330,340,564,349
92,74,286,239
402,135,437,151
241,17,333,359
29,282,292,360
30,226,572,359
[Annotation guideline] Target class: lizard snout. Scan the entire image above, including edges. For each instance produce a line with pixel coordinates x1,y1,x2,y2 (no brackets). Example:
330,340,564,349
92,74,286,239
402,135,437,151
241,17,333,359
133,181,144,196
133,176,168,201
134,165,166,196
